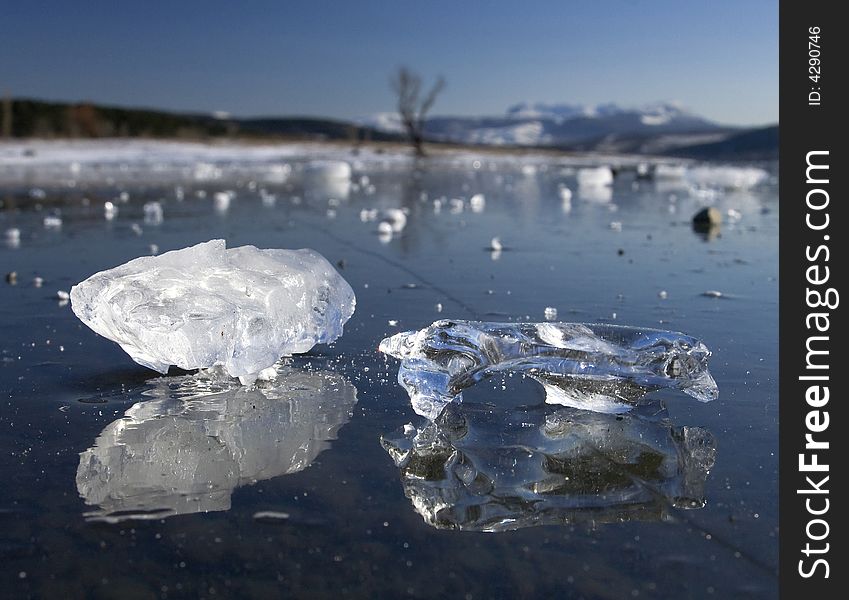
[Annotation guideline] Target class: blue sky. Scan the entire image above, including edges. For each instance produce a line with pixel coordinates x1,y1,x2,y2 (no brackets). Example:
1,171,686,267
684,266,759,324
1,1,777,126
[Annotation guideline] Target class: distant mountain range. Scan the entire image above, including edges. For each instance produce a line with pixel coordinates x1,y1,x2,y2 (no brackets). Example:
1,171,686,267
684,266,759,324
4,98,776,161
360,101,776,159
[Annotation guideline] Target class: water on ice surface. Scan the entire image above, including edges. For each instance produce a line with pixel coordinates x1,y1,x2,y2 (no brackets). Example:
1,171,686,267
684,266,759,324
381,400,716,532
77,364,357,522
379,320,717,420
70,240,355,382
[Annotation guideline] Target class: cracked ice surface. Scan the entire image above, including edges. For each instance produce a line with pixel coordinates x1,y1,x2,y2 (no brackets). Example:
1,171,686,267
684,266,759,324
71,240,355,382
379,320,717,420
77,364,357,522
381,401,716,532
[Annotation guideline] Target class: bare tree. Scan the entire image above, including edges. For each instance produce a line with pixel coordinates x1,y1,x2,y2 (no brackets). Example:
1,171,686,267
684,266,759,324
391,67,445,157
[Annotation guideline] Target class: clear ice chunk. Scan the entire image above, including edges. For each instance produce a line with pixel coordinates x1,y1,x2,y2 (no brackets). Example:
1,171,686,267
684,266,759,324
70,240,355,381
379,320,718,420
76,364,357,522
381,400,716,532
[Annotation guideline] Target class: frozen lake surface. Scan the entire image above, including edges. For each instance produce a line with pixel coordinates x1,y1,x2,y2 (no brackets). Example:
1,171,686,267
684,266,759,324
1,141,777,598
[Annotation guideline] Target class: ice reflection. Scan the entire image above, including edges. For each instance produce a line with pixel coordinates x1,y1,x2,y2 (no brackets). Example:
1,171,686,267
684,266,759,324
381,400,716,532
76,365,357,522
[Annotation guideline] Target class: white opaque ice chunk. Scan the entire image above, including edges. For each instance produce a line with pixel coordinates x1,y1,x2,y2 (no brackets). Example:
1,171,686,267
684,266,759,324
577,166,613,188
686,166,768,190
70,240,356,380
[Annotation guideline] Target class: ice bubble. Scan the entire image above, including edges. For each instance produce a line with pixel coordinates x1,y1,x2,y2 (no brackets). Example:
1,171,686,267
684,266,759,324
70,240,356,383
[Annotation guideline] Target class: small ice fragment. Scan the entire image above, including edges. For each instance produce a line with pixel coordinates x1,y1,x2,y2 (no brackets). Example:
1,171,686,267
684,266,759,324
558,185,573,202
5,272,17,285
5,228,21,245
402,423,416,435
702,290,723,298
377,221,393,237
261,191,277,207
726,208,742,222
544,307,558,321
469,193,486,213
214,191,232,212
57,290,70,301
104,202,118,220
149,244,159,255
359,208,378,222
44,215,63,228
143,201,164,224
609,221,622,232
388,320,399,326
33,276,44,288
379,320,718,420
380,209,407,233
118,191,130,203
70,240,356,382
253,511,291,521
435,303,443,313
654,164,687,180
449,198,464,214
489,237,503,252
658,290,668,299
377,228,393,244
130,223,143,236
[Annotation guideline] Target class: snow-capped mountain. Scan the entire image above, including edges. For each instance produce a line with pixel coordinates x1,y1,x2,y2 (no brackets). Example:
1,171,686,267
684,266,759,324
361,102,725,148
